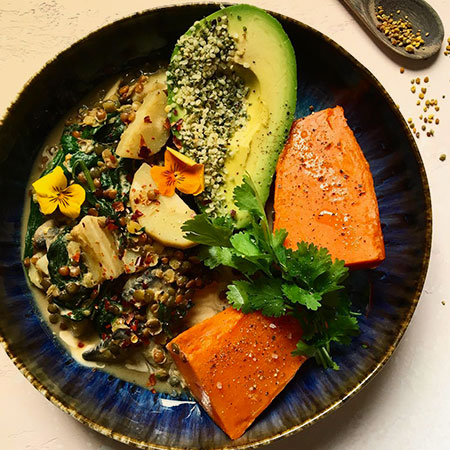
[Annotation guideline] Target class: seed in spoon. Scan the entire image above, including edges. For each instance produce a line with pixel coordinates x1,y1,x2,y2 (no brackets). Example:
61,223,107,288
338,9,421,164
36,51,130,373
376,5,426,53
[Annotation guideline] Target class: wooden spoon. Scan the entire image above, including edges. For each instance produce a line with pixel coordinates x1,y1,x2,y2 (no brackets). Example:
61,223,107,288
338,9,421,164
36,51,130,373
340,0,444,59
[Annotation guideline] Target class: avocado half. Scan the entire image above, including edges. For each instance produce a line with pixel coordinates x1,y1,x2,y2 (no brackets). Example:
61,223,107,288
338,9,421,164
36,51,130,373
167,4,297,223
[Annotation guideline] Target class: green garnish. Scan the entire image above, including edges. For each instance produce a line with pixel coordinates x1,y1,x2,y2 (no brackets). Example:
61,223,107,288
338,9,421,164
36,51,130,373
182,174,360,370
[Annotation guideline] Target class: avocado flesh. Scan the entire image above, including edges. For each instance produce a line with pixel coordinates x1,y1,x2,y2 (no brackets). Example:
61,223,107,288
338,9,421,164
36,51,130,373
168,5,297,223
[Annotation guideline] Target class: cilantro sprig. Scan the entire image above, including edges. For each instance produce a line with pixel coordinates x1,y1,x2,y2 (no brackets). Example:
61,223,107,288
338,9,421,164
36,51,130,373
182,174,360,370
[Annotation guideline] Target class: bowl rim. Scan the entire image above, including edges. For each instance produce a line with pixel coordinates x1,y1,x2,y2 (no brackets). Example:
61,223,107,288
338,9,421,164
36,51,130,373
0,3,432,450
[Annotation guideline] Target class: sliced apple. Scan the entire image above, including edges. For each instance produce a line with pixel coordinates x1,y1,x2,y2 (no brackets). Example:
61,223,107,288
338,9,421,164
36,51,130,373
129,163,196,249
116,73,169,159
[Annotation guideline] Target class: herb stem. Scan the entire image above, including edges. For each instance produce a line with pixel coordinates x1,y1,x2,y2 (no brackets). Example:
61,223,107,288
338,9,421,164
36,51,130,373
72,160,95,191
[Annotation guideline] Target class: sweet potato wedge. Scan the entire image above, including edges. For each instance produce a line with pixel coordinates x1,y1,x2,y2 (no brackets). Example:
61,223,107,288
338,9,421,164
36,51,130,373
167,307,305,439
274,106,385,269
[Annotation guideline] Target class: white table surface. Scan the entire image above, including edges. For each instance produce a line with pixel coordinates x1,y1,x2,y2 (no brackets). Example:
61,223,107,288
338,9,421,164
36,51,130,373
1,1,449,449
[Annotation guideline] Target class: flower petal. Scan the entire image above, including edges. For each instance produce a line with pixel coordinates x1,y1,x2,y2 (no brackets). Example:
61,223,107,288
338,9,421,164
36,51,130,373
36,195,59,216
176,164,205,196
151,165,176,197
58,184,86,219
32,166,67,197
166,147,199,168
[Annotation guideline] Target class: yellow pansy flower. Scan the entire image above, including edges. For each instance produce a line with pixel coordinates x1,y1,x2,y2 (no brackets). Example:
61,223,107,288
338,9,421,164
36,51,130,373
32,166,86,219
150,147,204,197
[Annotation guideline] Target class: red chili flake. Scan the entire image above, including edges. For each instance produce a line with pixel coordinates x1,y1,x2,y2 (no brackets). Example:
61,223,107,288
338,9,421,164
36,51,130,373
101,333,107,340
72,130,81,138
106,222,119,231
131,321,138,332
147,374,156,387
144,116,152,123
139,146,151,159
112,201,124,212
104,299,111,309
72,252,81,263
105,324,111,329
77,342,85,348
175,118,183,131
173,136,182,149
125,313,135,325
151,389,156,394
163,118,171,130
121,340,131,349
67,312,72,316
131,210,143,221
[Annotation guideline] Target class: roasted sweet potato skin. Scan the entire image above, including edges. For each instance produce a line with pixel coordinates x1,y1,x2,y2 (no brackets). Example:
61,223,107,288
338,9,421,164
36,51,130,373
167,307,305,440
274,106,385,269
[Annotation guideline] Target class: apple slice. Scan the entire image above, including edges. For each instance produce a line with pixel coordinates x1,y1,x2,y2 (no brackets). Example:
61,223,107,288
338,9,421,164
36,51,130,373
129,163,196,249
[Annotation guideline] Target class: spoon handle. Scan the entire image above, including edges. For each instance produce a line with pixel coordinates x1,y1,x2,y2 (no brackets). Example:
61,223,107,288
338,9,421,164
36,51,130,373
340,0,374,24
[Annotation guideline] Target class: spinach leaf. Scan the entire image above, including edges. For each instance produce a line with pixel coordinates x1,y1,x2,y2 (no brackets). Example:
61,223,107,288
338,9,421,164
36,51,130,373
70,151,99,171
47,231,70,289
61,133,80,154
93,114,126,143
84,191,117,218
24,200,44,258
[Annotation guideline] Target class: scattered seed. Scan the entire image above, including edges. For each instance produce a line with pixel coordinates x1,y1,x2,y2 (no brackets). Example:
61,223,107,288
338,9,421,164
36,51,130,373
439,154,446,161
400,67,405,73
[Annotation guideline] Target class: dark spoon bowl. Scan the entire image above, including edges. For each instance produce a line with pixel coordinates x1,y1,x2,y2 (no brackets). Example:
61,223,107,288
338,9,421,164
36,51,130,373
341,0,444,60
0,4,432,449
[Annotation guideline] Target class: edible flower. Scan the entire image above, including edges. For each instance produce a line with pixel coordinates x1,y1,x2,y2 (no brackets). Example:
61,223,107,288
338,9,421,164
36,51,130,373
151,147,204,197
32,166,86,219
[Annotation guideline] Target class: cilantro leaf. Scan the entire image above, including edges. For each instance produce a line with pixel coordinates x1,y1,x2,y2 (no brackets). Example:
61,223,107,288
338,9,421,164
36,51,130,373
315,258,348,294
182,214,233,247
201,246,260,276
182,174,360,370
226,282,251,313
292,340,317,358
282,283,322,311
233,173,266,220
230,232,272,275
227,278,286,317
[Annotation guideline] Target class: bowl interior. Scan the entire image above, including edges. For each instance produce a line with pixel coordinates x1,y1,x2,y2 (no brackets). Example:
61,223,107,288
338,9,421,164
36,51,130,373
0,4,431,450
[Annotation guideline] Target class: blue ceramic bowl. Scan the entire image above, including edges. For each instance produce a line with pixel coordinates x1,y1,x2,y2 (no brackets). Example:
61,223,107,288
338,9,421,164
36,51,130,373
0,4,431,449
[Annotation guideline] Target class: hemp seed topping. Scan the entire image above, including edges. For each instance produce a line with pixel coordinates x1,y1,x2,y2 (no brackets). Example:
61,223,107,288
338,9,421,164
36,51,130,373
167,15,249,215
